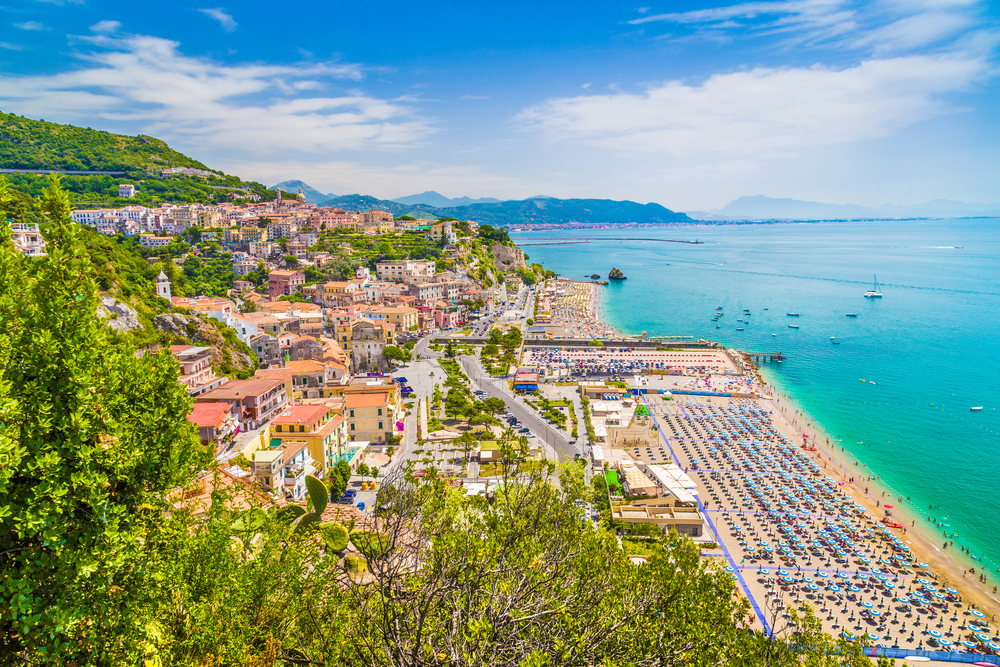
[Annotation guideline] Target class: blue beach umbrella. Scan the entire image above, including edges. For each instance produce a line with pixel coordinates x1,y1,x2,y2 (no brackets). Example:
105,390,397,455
938,639,952,648
868,633,880,642
975,632,991,642
972,610,985,618
928,630,942,638
988,642,1000,651
896,597,910,604
962,641,977,649
945,587,958,594
817,571,830,578
842,630,855,640
861,601,873,608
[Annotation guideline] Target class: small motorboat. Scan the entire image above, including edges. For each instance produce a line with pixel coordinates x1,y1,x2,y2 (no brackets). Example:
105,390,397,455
846,313,858,317
833,341,840,345
971,406,983,412
869,381,876,385
830,336,836,340
788,324,799,329
787,312,800,316
772,333,777,336
736,327,744,331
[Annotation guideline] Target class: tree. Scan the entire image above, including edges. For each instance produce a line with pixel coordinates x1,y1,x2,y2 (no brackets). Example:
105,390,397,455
0,175,203,660
383,345,412,367
356,462,370,481
284,254,299,267
482,396,507,418
445,339,456,359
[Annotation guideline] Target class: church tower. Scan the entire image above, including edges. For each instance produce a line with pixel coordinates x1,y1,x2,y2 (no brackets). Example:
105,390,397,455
156,270,171,301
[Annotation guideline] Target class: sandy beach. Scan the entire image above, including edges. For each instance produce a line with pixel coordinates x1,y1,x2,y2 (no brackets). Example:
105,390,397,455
556,285,1000,657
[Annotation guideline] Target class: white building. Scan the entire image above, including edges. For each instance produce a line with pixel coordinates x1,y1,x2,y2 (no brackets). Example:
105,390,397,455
118,184,136,198
10,223,46,257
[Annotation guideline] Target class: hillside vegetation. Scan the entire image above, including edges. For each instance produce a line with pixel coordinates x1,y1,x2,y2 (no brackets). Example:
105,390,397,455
0,111,208,173
0,112,274,206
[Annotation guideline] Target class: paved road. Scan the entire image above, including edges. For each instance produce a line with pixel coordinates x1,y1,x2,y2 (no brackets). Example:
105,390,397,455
460,354,579,461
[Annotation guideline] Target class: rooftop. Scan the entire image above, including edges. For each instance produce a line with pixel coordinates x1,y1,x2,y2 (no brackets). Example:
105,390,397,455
198,378,285,400
272,404,330,425
187,403,231,428
344,392,389,408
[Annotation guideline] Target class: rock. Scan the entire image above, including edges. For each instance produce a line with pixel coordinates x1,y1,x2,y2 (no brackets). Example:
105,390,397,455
590,273,601,279
608,267,627,281
96,296,141,332
153,312,255,374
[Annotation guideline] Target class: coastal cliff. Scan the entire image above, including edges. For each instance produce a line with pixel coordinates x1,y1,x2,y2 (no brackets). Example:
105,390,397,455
608,267,627,280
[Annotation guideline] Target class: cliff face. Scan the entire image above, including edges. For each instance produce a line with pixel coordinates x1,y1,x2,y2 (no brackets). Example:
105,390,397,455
608,267,627,280
153,313,256,377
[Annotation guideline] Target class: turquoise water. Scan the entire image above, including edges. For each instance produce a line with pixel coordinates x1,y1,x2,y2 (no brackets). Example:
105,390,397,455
514,220,1000,568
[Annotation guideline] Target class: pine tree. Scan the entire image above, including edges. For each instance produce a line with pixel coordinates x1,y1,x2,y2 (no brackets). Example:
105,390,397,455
0,175,204,661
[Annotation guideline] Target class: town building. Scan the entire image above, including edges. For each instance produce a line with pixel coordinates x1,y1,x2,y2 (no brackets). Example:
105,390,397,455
171,345,227,396
9,222,46,257
268,405,347,475
375,260,436,283
344,391,394,444
253,438,314,501
268,269,305,299
186,402,238,451
196,378,289,430
368,305,419,331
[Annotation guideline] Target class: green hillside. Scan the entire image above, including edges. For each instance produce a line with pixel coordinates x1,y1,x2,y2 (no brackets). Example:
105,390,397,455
0,111,208,173
0,112,275,206
319,193,692,225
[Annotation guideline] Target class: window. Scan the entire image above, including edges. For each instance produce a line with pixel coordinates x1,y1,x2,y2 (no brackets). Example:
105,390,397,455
275,425,281,433
299,425,305,433
378,421,383,430
349,409,355,418
350,423,355,431
377,407,383,416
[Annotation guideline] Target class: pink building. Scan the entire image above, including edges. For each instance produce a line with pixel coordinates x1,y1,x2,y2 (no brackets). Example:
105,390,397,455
268,270,305,299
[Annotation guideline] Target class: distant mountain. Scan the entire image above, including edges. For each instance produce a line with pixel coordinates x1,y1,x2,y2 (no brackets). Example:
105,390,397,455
271,180,334,205
391,191,500,207
688,195,1000,221
317,194,691,226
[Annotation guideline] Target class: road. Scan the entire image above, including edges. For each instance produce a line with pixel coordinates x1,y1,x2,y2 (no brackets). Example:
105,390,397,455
460,354,579,461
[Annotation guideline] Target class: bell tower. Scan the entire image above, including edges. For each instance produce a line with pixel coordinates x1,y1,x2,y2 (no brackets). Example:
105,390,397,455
156,270,171,300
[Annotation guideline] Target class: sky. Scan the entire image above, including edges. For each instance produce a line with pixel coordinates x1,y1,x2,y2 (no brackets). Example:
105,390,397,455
1,0,999,210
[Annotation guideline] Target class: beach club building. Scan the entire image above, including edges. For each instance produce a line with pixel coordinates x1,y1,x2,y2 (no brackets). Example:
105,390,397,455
513,368,540,392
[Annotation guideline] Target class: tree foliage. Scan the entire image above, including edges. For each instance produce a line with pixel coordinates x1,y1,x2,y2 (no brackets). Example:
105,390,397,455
0,175,204,660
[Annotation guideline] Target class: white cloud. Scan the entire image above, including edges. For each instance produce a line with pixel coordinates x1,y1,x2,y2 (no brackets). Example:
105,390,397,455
89,20,121,34
0,35,434,155
15,21,47,31
629,0,990,55
517,54,987,157
0,42,26,51
198,8,237,32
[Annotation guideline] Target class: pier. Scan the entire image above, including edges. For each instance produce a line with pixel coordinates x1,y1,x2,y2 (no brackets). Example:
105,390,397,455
740,351,787,363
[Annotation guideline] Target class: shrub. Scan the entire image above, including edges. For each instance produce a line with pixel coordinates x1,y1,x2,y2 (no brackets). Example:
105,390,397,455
350,530,388,559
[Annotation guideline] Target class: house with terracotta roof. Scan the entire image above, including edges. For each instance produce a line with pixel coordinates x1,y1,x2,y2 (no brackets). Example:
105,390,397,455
268,404,347,475
267,269,304,299
195,378,289,430
342,377,401,443
253,438,314,501
187,402,237,451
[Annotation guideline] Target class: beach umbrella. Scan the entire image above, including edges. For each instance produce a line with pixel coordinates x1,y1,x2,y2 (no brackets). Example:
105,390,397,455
759,568,771,575
917,562,930,568
817,571,830,578
868,633,880,642
918,578,932,585
938,639,952,647
928,630,942,638
988,642,1000,651
962,641,977,649
842,631,855,640
861,601,874,608
932,592,946,600
896,597,910,604
869,609,882,617
857,573,869,580
972,610,985,618
976,633,991,642
945,587,958,594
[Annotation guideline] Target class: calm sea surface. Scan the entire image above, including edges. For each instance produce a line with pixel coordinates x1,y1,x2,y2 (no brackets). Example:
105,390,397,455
513,219,1000,567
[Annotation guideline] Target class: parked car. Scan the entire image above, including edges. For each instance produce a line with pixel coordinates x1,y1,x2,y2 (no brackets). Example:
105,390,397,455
356,502,366,512
518,427,530,433
336,495,352,504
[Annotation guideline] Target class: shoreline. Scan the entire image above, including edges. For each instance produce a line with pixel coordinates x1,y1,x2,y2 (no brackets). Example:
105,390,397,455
576,278,1000,624
755,368,1000,620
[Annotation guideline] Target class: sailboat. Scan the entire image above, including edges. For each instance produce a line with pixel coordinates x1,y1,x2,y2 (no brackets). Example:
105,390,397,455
864,274,883,298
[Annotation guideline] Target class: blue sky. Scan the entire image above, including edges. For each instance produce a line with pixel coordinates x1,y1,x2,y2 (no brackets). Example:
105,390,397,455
1,0,998,209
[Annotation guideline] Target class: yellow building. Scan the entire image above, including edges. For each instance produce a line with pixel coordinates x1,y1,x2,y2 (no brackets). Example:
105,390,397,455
344,391,395,444
241,225,268,243
269,404,348,474
370,305,419,331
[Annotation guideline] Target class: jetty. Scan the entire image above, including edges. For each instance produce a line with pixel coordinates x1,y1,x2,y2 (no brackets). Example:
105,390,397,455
739,351,787,363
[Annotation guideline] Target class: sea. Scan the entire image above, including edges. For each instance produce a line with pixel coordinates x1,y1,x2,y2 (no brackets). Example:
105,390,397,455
512,219,1000,569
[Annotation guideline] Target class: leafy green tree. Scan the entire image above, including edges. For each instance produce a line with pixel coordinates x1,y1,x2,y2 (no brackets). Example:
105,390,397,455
0,175,204,661
445,339,456,358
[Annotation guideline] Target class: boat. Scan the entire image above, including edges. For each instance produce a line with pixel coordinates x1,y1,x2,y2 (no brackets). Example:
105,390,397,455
864,274,883,298
787,312,800,316
716,306,723,310
831,336,836,339
737,319,744,323
971,406,983,412
833,341,841,345
788,324,799,329
736,327,744,331
772,333,777,336
869,381,876,385
763,308,769,310
846,313,858,317
716,324,720,328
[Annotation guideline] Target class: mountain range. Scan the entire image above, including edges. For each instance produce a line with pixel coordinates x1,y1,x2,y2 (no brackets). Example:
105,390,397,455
687,195,1000,221
271,180,335,205
316,193,691,226
391,191,500,207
